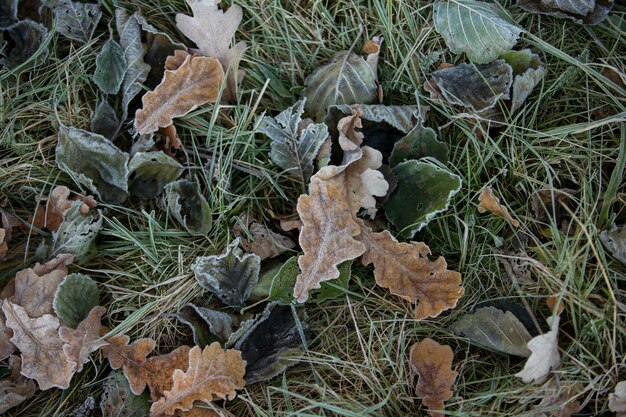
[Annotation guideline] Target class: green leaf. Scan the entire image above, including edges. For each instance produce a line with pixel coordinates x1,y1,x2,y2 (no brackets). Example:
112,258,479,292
191,239,260,308
302,51,378,121
312,260,352,303
56,125,130,204
53,273,100,328
100,371,151,417
600,224,626,266
93,38,127,95
128,152,183,199
389,125,449,167
451,306,533,356
0,20,48,68
433,0,522,64
325,104,423,137
164,179,212,235
384,159,461,238
50,202,103,263
517,0,613,25
0,0,18,29
42,0,101,43
257,99,329,183
501,49,545,113
174,304,238,347
91,100,119,140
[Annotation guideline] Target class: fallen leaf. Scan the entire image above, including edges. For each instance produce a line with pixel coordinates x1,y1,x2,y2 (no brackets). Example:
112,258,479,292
174,304,239,347
128,151,184,199
517,0,614,24
360,227,464,319
134,54,224,135
0,0,17,28
49,202,103,263
2,300,76,389
59,306,108,372
42,0,101,43
102,335,156,394
433,0,522,64
68,396,95,417
600,224,626,266
164,49,192,71
0,228,7,263
150,343,246,416
530,380,582,417
478,186,520,227
164,178,212,235
53,273,100,328
0,355,37,414
389,125,449,167
409,338,458,416
93,37,127,95
175,0,246,103
0,20,48,68
232,214,296,260
29,185,97,233
501,49,546,113
191,239,260,308
609,381,626,416
450,306,532,356
100,371,151,417
0,311,15,360
326,104,425,139
157,124,182,156
257,98,330,183
91,100,120,140
516,316,561,384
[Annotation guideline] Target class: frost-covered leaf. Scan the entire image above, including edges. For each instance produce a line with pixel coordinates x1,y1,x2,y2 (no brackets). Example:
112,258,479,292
150,343,246,416
28,185,97,233
433,0,522,64
409,338,457,416
516,316,561,384
257,98,329,183
325,104,424,138
42,0,101,43
231,303,306,384
2,301,76,390
360,227,464,319
50,202,103,262
68,396,95,417
389,125,449,167
100,371,151,417
0,355,37,414
517,0,614,24
427,60,513,113
451,306,532,356
174,304,238,347
0,0,18,29
53,273,100,328
102,335,157,395
91,100,120,140
134,54,224,135
609,381,626,416
192,239,260,308
478,186,520,227
600,224,626,266
0,20,48,68
501,49,546,113
128,151,183,199
164,179,212,235
93,37,127,95
59,306,107,372
301,39,381,121
56,126,129,204
232,214,296,260
384,160,461,238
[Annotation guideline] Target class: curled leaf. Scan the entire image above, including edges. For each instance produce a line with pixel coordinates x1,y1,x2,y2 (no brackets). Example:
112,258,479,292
517,0,614,24
0,355,37,414
93,37,127,95
325,104,424,139
53,273,100,328
59,306,108,372
0,20,48,68
128,151,183,199
478,186,520,227
232,214,295,260
28,185,97,233
516,315,561,384
100,371,150,417
174,304,239,347
0,0,18,29
164,179,212,235
42,0,101,43
501,49,546,113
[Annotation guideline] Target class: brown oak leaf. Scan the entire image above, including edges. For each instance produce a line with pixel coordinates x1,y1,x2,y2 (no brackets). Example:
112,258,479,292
59,306,108,372
360,227,463,319
102,334,156,394
28,185,97,232
478,186,520,228
0,228,7,263
2,300,76,390
232,214,296,260
127,345,192,400
409,338,457,416
0,355,37,414
150,343,246,416
165,49,195,71
134,54,224,135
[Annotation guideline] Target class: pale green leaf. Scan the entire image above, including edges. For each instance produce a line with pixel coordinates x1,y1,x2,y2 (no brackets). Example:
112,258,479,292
164,179,212,235
93,38,127,95
50,203,103,263
53,273,100,329
600,224,626,266
128,152,183,199
501,49,546,113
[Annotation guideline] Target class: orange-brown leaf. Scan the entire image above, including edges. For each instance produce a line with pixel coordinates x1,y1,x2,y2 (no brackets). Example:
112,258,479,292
360,228,463,319
165,49,192,71
127,345,191,400
409,338,457,416
102,334,156,394
28,186,96,232
150,343,246,416
59,306,108,373
134,55,224,135
478,186,520,227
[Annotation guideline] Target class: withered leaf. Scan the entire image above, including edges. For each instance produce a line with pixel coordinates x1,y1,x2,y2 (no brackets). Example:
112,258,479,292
174,304,239,347
164,178,212,235
28,185,97,233
516,316,561,384
128,151,183,199
0,228,7,263
150,343,246,416
0,311,15,360
102,335,156,394
478,186,520,227
501,49,546,113
517,0,614,24
360,227,464,319
325,104,424,139
2,300,76,390
59,306,108,372
53,273,100,328
50,202,103,263
93,37,127,95
409,338,457,416
609,381,626,416
134,54,224,135
42,0,101,43
0,355,37,414
100,371,151,417
0,20,48,68
232,214,295,260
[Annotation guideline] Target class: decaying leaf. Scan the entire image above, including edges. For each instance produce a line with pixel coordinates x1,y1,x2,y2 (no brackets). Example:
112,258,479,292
93,37,127,95
389,125,449,167
451,306,532,356
0,20,48,68
102,335,156,394
175,304,239,347
0,355,37,414
257,99,329,183
232,214,295,260
50,202,103,262
325,104,425,140
609,381,626,416
360,227,464,319
128,151,184,199
156,124,182,157
56,125,130,204
150,343,246,416
164,179,212,235
42,0,101,43
53,273,100,328
2,301,76,389
191,239,260,308
529,380,582,417
517,0,614,24
433,0,522,64
409,338,457,416
134,54,224,135
600,224,626,266
301,38,381,121
501,49,546,113
0,308,15,360
91,100,120,140
516,316,560,384
175,0,246,102
384,159,461,238
0,228,7,263
28,185,97,233
100,371,151,417
478,186,520,227
59,306,108,372
68,396,95,417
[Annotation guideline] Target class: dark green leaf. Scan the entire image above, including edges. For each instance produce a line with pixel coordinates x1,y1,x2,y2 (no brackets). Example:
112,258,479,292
128,152,183,199
53,273,100,328
164,179,212,235
0,20,48,68
100,371,150,417
600,224,626,266
389,125,449,167
93,38,127,95
91,100,119,140
0,0,18,29
517,0,614,24
174,304,238,347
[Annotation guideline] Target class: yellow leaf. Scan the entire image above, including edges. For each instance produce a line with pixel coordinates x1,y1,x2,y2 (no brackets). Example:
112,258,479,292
478,186,520,227
59,306,108,372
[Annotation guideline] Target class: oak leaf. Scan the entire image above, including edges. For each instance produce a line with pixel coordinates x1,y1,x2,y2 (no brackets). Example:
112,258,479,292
2,300,76,390
409,338,457,416
516,316,561,384
134,54,224,135
100,371,150,417
359,227,463,319
232,214,295,260
150,343,246,416
478,186,520,227
102,334,157,394
59,306,108,372
29,185,96,232
0,355,37,414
